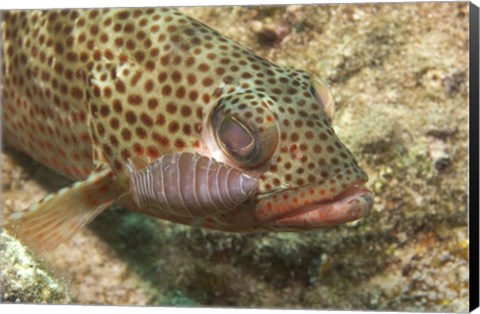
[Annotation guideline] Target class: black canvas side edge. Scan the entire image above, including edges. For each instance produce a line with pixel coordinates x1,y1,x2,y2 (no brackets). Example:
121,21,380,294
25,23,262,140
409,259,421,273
469,1,480,312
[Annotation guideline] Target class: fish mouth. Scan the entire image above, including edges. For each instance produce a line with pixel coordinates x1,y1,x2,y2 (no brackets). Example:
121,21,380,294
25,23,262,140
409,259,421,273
262,182,374,229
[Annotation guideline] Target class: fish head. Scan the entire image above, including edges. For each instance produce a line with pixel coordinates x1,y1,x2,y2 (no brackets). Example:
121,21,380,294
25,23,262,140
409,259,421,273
201,69,373,231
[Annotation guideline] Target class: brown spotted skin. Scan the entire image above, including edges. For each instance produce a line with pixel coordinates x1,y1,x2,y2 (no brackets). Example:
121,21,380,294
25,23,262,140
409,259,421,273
2,8,372,232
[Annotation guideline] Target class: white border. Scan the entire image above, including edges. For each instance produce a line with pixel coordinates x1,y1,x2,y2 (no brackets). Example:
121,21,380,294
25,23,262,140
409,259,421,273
0,304,452,314
0,0,477,10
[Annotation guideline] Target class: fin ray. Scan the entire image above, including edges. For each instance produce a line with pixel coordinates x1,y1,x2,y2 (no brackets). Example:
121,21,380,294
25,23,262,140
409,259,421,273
3,169,116,252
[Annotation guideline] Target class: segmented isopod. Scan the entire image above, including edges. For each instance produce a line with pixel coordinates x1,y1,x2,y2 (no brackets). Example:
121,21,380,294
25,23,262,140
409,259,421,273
127,152,259,217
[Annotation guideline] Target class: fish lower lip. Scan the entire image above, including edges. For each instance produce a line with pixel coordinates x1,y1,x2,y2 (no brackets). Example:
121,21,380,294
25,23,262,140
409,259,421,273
265,183,374,227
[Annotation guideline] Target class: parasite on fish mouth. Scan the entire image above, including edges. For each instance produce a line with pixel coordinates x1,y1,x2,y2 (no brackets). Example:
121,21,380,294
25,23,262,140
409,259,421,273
127,153,259,217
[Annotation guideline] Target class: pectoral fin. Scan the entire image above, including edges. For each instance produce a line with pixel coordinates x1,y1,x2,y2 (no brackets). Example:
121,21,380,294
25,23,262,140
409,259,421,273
3,169,116,252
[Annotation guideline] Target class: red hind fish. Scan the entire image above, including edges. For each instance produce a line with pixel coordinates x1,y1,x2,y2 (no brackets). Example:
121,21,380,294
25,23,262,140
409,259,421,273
1,7,373,251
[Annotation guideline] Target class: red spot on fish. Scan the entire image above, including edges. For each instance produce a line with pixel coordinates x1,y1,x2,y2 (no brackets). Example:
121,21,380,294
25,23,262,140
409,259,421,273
80,132,90,143
58,148,67,158
113,159,123,172
121,149,131,161
99,185,109,194
133,143,144,156
174,139,186,149
146,146,160,159
140,113,153,127
148,98,159,110
121,128,132,141
125,110,137,124
127,94,142,106
72,152,81,161
152,132,169,148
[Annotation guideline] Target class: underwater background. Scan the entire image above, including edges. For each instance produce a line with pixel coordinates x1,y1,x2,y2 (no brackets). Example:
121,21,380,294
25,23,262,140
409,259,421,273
1,3,469,312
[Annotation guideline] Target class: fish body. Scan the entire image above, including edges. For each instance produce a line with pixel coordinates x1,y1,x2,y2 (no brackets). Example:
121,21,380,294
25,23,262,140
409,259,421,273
1,8,373,251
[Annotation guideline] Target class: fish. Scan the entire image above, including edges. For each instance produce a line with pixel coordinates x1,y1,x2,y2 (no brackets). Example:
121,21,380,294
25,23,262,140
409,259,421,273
1,7,374,251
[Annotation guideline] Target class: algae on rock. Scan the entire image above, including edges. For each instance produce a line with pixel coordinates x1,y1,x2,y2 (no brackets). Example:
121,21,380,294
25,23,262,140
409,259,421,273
0,231,71,304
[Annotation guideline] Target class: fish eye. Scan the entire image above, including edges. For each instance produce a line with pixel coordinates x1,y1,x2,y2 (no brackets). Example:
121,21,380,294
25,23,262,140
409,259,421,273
209,93,279,169
310,76,335,120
